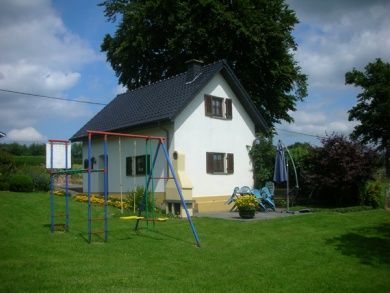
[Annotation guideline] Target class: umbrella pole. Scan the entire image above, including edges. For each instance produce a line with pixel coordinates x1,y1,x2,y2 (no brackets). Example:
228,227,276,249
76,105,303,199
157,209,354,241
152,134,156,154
286,158,289,212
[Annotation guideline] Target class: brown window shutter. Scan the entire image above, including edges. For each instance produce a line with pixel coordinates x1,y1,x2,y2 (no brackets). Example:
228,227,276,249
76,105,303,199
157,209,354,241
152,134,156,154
205,95,212,116
227,153,234,174
206,152,214,173
225,99,232,119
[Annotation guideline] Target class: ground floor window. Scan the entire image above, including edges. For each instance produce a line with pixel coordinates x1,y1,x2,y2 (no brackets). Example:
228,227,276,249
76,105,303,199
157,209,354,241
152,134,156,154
126,155,150,176
206,152,234,174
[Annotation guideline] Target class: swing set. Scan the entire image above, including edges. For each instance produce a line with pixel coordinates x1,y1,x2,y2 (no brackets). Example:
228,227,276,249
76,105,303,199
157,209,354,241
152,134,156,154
47,130,201,247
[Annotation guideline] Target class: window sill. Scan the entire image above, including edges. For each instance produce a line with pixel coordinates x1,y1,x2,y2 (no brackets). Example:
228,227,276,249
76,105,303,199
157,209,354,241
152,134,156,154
206,115,231,120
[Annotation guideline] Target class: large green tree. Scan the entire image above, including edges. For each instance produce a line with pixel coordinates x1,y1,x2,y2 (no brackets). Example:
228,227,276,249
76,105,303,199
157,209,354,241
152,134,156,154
345,58,390,177
100,0,307,127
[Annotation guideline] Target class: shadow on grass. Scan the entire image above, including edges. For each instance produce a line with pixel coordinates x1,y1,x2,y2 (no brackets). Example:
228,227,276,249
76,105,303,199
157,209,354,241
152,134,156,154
326,223,390,266
131,228,194,246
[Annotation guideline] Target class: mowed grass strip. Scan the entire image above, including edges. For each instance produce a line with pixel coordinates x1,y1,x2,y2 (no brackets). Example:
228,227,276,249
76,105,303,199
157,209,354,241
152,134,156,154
0,191,389,292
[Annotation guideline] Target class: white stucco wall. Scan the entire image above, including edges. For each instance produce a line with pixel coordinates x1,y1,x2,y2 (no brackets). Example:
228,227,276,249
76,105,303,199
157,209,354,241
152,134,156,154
173,73,256,197
82,127,172,193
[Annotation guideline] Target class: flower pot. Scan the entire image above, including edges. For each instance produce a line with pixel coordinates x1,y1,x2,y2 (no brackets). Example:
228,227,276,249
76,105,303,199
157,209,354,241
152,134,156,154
239,209,255,219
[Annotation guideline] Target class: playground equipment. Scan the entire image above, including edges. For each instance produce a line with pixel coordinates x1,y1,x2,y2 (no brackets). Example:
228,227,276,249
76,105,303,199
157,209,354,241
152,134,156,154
226,183,276,212
47,130,201,247
86,130,199,246
46,139,72,232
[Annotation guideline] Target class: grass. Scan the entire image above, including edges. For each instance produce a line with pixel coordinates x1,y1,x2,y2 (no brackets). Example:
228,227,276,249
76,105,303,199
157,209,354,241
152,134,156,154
1,192,389,292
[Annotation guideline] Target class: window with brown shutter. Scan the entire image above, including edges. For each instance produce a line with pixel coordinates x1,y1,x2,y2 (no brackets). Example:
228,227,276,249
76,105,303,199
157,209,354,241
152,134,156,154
225,99,232,119
206,152,234,174
204,95,212,116
205,94,232,120
227,153,234,174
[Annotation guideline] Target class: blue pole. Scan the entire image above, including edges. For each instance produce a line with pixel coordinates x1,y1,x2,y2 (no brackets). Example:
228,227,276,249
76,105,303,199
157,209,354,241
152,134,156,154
50,142,54,233
160,141,201,247
87,133,92,243
65,142,69,231
103,135,108,242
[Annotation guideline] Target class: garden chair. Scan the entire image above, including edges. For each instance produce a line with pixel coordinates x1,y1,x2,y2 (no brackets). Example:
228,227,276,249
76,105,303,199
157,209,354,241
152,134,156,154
260,187,276,211
226,186,251,211
225,187,240,205
251,189,267,211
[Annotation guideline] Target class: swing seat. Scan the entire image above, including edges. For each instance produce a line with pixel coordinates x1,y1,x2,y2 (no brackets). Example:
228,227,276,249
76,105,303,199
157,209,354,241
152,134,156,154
120,216,144,220
120,216,168,222
140,217,169,222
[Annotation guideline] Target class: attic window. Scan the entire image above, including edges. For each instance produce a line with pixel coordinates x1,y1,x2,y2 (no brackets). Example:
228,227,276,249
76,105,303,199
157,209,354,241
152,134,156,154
204,95,232,120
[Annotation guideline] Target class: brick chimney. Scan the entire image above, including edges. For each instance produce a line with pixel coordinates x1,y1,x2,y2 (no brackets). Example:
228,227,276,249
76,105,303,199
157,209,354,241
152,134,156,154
185,59,203,83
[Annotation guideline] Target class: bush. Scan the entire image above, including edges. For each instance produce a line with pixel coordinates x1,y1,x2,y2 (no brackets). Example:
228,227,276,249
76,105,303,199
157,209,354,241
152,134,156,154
125,186,156,212
9,174,34,192
0,175,10,191
0,150,15,176
13,156,45,167
249,134,275,188
360,180,382,208
302,135,379,206
32,173,50,191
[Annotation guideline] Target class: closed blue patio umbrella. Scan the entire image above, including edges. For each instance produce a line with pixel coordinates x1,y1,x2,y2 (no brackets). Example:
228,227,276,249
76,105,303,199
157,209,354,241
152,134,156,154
273,140,289,211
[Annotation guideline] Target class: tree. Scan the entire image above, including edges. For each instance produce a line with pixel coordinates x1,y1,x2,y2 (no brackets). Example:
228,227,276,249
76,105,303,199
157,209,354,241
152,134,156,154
345,58,390,177
249,134,275,188
71,142,82,164
100,0,307,127
302,135,378,206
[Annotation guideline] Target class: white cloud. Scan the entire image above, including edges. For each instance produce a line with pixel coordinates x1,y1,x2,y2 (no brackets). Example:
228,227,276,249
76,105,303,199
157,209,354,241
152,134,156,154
279,109,358,138
288,0,390,90
114,84,127,95
7,127,46,142
0,0,100,134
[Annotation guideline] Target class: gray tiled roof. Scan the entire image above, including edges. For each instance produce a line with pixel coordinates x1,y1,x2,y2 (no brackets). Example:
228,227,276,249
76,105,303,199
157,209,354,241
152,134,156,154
71,60,268,141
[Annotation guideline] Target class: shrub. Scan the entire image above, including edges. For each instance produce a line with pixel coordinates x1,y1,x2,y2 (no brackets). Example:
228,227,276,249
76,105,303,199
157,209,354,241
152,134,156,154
360,180,382,208
13,156,45,167
32,173,50,191
9,174,34,192
249,134,275,188
0,149,15,176
302,135,379,206
21,165,50,191
125,186,156,212
0,175,10,191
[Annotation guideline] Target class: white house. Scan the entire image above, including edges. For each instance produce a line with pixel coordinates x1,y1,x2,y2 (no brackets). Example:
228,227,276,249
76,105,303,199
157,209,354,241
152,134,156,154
71,60,269,214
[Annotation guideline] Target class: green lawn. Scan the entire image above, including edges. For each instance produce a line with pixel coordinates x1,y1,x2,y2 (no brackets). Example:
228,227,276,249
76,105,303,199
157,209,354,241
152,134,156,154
1,192,389,292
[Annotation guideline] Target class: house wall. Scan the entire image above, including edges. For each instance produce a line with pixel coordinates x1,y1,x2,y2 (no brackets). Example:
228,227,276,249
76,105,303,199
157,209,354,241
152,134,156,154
82,127,173,194
173,73,256,198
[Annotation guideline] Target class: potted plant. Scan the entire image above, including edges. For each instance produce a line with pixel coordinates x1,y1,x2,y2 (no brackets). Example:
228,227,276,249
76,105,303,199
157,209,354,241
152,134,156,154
235,195,258,219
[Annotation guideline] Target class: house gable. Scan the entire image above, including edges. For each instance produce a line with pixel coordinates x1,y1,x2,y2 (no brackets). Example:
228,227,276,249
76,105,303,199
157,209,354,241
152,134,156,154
70,60,268,141
173,73,256,196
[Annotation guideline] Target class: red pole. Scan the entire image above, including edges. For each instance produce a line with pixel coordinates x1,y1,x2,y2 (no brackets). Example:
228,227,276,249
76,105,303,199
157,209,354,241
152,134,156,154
87,130,165,141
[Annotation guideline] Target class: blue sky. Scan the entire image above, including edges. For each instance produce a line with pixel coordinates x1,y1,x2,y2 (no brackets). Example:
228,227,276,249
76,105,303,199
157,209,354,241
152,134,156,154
0,0,389,145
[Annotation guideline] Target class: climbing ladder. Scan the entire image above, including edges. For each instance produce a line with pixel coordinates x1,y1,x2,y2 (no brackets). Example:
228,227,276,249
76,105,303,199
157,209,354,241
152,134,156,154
48,139,70,232
87,133,108,242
